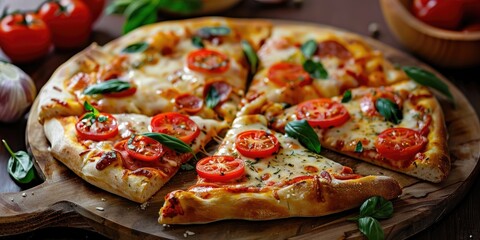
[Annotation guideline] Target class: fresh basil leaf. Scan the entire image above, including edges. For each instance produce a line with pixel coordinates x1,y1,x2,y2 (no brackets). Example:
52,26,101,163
358,217,384,240
342,90,352,103
241,40,259,75
162,0,202,14
2,139,37,184
84,80,132,95
180,163,195,171
285,120,321,154
106,0,133,14
198,26,231,38
83,101,100,119
122,2,157,34
303,59,328,79
121,42,149,53
375,98,403,124
206,87,220,109
192,36,204,48
355,141,363,153
142,132,194,155
360,196,393,219
301,39,318,59
402,66,454,102
98,115,108,123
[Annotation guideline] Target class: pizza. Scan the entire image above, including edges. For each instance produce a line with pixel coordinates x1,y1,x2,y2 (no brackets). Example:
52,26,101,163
36,17,451,225
158,115,402,224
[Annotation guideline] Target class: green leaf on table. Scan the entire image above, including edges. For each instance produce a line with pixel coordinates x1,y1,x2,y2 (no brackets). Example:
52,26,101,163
375,98,403,124
303,59,328,79
285,120,321,154
342,90,352,103
301,39,318,59
84,80,132,95
161,0,202,14
142,133,194,155
359,196,394,219
402,66,454,102
205,87,220,109
121,42,149,53
122,1,158,34
106,0,133,14
2,139,37,184
241,40,259,75
358,217,384,240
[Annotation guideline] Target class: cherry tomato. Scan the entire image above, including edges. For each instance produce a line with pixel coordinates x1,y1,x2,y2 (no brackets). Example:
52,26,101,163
196,156,245,182
412,0,463,30
187,49,230,74
75,113,118,141
80,0,106,23
332,166,362,180
268,62,312,87
150,112,200,143
235,130,280,158
375,128,427,161
124,135,164,161
38,0,92,49
0,13,51,63
296,99,350,128
203,80,233,105
317,40,352,59
175,93,204,113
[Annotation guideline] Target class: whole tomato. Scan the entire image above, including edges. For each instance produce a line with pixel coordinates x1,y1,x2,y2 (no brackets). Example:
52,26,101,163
412,0,464,30
38,0,92,49
80,0,106,23
0,13,52,63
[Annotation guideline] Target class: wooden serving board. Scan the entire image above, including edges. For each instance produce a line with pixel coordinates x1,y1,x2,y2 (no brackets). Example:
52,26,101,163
1,21,479,239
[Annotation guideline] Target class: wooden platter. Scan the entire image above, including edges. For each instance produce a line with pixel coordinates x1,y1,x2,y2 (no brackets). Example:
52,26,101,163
1,20,479,239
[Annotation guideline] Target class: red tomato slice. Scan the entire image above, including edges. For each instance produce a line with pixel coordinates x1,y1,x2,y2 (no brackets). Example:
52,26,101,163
296,99,350,128
196,156,245,182
124,135,164,162
175,93,204,113
317,40,352,59
375,128,427,161
203,80,233,105
187,49,230,74
235,130,280,158
75,113,118,141
150,112,200,143
268,62,312,87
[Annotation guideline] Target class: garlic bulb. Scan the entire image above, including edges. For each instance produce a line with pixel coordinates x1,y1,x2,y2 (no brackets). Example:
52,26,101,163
0,62,37,123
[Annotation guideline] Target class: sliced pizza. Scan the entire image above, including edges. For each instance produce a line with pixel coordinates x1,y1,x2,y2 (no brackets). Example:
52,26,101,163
260,80,450,183
44,105,228,203
158,115,401,224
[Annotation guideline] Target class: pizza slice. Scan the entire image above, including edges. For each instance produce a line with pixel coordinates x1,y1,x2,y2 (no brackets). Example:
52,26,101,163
242,24,408,111
44,103,228,203
259,80,450,183
158,115,401,224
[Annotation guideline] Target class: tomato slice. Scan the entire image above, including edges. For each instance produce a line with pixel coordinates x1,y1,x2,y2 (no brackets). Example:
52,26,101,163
150,112,200,143
235,130,280,158
196,156,245,182
268,62,312,87
75,113,118,141
203,80,233,105
124,135,164,162
187,49,230,74
296,99,350,128
375,128,427,161
175,93,203,113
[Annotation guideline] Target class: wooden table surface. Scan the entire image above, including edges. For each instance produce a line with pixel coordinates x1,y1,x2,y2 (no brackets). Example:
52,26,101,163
1,0,479,239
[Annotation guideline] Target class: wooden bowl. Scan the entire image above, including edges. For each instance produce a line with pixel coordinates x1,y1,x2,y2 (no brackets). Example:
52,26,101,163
380,0,480,68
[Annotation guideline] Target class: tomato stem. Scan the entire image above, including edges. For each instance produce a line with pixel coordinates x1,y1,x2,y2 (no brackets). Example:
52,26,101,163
2,139,16,158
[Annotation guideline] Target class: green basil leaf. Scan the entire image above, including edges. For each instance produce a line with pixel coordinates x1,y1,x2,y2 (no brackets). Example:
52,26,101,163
285,120,321,154
360,196,394,219
241,40,259,75
84,80,132,95
355,141,363,153
162,0,202,14
303,59,328,79
192,36,205,48
121,42,149,53
342,90,352,103
301,39,317,59
106,0,133,14
206,87,220,109
375,98,403,124
358,217,384,240
180,163,195,171
122,2,157,34
2,139,36,184
402,66,454,102
142,132,194,155
198,26,231,38
83,101,100,119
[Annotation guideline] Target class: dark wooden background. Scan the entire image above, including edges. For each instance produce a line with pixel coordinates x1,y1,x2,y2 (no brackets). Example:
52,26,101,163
0,0,479,239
